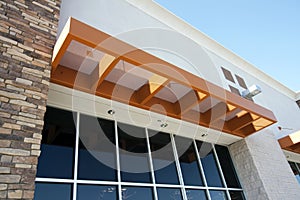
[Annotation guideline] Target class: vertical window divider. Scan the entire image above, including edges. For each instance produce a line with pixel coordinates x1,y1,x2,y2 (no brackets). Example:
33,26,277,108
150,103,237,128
295,161,300,174
114,121,122,200
72,112,80,200
145,128,158,200
171,134,188,200
193,140,212,200
212,145,231,200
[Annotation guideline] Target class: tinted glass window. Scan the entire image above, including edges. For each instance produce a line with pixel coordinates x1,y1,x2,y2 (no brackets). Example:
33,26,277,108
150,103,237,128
229,191,245,200
149,131,179,185
209,190,228,200
186,189,207,200
197,141,223,187
175,136,203,186
157,188,183,200
289,161,300,184
118,123,151,183
34,183,72,200
77,184,118,200
37,106,76,179
121,186,153,200
78,114,117,181
215,145,241,188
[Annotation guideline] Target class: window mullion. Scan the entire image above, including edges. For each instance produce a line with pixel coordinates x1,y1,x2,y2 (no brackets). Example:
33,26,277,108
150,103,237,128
145,128,158,200
193,140,212,200
72,112,80,200
171,134,188,200
114,121,122,200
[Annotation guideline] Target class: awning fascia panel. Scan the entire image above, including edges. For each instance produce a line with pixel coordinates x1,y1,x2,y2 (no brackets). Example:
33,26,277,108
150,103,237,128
279,131,300,154
51,17,277,137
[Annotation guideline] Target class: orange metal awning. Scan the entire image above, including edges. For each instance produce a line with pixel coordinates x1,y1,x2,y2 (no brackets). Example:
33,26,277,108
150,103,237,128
279,131,300,154
50,17,277,137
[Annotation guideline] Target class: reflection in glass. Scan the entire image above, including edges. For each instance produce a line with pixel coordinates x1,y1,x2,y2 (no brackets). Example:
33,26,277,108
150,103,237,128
289,161,300,184
78,114,117,181
121,186,153,200
175,136,203,186
149,131,179,184
37,106,76,179
34,183,72,200
186,189,207,200
157,188,183,200
197,141,223,187
215,145,241,188
77,184,118,200
229,191,245,200
118,123,151,183
209,190,227,200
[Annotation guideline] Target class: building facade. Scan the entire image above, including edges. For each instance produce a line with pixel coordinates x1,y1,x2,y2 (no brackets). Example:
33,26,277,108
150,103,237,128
1,0,300,199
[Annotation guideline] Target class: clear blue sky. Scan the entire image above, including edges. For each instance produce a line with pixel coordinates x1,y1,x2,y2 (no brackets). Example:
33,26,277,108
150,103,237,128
155,0,300,92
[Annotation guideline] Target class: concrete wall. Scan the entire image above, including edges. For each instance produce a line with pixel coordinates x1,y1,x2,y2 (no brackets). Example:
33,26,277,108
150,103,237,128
0,0,60,199
206,51,300,139
229,130,300,199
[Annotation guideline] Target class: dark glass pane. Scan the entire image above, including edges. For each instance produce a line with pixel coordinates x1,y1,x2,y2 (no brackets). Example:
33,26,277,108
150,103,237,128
121,186,153,200
77,184,118,200
229,86,240,96
78,114,117,181
221,67,235,83
289,161,300,184
174,136,203,186
215,145,241,188
157,188,183,200
37,106,76,179
186,189,207,200
34,183,72,200
149,130,179,184
118,123,151,183
235,75,247,89
229,191,245,200
209,190,227,200
196,141,223,187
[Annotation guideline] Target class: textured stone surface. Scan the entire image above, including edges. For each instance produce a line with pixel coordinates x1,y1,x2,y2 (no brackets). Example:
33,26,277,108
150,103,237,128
0,0,61,199
229,130,300,200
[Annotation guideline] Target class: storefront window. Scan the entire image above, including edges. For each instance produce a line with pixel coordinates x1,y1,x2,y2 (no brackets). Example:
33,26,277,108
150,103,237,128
35,106,245,200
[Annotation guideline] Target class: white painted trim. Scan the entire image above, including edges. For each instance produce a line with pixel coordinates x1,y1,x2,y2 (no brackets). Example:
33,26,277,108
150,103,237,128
125,0,297,99
284,150,300,163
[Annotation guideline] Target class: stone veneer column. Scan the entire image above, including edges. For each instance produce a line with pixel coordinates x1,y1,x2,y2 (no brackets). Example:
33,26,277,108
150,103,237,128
229,130,300,200
0,1,60,199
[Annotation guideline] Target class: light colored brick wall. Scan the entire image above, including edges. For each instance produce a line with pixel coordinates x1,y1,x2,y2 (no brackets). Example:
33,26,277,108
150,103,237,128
0,0,60,199
229,130,300,200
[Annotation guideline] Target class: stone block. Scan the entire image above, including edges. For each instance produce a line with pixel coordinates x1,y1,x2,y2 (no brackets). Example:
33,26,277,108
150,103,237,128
0,184,7,191
1,155,12,163
0,148,30,156
23,190,34,199
8,189,22,199
0,167,10,174
0,175,21,183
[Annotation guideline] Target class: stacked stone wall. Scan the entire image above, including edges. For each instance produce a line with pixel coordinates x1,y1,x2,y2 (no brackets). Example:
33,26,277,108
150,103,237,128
0,1,60,199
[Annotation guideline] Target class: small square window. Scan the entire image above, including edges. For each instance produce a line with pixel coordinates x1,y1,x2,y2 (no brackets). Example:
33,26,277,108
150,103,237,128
221,67,235,83
229,86,241,96
235,75,247,89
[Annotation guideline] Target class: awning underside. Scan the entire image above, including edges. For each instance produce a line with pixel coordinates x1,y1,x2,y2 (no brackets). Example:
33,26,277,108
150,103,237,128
50,18,277,138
